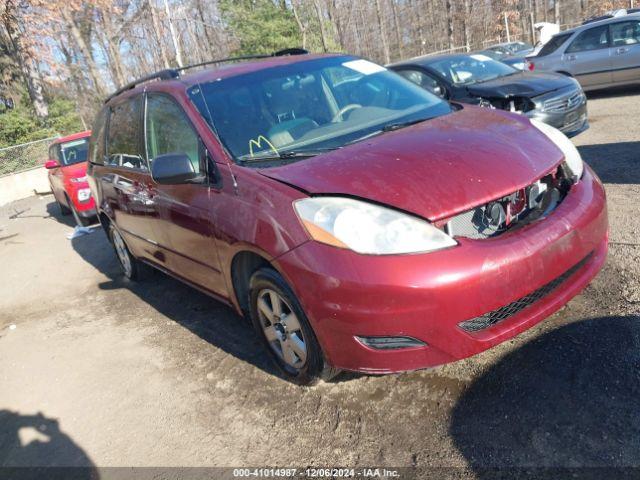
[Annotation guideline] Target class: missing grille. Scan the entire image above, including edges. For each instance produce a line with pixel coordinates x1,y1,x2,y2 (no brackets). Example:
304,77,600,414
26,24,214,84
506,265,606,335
459,252,594,332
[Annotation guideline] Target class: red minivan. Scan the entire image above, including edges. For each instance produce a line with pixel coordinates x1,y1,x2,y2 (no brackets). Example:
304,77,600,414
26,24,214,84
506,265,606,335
87,52,608,385
46,131,96,225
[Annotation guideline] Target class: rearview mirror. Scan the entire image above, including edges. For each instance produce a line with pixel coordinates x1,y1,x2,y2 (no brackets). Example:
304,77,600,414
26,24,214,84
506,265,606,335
151,153,199,184
45,160,60,169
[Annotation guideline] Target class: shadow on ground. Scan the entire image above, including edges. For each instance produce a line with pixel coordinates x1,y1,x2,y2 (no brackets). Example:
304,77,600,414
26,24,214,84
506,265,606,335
451,315,640,477
578,142,640,185
0,409,98,479
45,201,76,227
586,84,640,100
60,203,281,381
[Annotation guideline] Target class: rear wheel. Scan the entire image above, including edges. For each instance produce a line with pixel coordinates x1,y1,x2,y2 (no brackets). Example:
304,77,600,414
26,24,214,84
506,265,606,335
109,224,142,281
249,267,340,385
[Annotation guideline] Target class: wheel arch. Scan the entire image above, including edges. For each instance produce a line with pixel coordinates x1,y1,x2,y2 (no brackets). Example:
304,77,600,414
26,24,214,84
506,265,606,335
230,250,272,317
98,210,112,237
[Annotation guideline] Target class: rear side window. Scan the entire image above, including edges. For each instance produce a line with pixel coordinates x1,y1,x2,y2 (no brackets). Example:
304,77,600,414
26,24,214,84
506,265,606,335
89,107,108,165
145,94,202,175
48,145,59,161
107,96,146,170
566,25,609,53
537,33,572,56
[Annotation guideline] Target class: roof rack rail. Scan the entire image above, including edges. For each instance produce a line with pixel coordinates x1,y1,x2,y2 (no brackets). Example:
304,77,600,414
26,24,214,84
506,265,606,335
177,47,309,74
104,69,179,103
104,48,308,104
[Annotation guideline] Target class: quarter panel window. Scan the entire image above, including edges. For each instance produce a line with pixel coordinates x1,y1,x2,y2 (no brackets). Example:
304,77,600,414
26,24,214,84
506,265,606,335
106,96,146,170
145,94,201,174
566,25,609,53
611,21,640,46
538,33,572,56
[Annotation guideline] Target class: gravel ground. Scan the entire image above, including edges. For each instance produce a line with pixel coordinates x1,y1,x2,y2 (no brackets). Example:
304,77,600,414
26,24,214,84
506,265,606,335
0,86,639,478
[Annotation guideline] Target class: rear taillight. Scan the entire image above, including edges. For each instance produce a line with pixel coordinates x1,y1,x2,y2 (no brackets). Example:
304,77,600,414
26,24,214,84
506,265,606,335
527,61,535,71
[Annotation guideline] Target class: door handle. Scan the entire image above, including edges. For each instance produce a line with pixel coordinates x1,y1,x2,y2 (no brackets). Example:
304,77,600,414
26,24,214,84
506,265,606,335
566,54,577,61
616,47,629,55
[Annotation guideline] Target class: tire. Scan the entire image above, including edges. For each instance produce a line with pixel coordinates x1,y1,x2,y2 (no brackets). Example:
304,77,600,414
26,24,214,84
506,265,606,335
58,198,71,216
108,223,143,281
249,267,340,385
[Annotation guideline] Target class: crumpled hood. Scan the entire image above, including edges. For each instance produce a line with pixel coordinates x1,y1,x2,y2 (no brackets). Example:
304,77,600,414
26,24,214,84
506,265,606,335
259,107,564,221
466,71,577,99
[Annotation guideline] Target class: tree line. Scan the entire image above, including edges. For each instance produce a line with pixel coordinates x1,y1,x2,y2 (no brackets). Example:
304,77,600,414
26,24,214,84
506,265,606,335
0,0,634,146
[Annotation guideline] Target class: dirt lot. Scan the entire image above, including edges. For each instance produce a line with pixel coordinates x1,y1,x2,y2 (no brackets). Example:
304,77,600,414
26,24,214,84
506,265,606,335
1,87,639,478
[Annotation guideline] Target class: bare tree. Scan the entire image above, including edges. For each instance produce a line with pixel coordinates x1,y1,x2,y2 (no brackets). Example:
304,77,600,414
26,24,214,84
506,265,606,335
1,0,48,118
58,6,107,97
313,0,329,52
374,0,390,63
445,0,454,49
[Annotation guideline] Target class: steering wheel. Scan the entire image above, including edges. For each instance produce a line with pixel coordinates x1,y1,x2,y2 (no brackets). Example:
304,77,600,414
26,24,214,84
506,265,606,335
331,104,362,123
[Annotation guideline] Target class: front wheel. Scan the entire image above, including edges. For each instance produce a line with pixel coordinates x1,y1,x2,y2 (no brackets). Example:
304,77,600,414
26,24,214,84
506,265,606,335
249,267,340,385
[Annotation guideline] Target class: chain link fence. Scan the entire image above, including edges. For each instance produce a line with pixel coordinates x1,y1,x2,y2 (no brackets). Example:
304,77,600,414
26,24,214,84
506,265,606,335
0,136,59,176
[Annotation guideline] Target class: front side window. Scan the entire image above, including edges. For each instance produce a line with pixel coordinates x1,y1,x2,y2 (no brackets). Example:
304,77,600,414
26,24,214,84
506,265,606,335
566,25,609,53
611,21,640,46
106,96,146,170
59,138,89,166
145,94,202,175
428,54,518,85
188,56,451,164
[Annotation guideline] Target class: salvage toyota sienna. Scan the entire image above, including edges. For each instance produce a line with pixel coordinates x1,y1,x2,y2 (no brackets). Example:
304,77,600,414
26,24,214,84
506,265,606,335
87,50,608,385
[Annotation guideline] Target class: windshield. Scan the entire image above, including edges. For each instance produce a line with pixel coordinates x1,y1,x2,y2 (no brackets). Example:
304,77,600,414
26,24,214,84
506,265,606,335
188,56,452,163
428,54,519,85
507,42,533,53
59,138,89,166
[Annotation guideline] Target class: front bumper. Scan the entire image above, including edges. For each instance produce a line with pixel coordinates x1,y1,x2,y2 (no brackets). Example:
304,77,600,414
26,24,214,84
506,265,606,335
66,184,97,216
274,166,608,373
527,92,589,138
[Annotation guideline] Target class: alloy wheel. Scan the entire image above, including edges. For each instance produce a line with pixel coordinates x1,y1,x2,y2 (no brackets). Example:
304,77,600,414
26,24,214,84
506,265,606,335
256,288,307,371
112,229,132,278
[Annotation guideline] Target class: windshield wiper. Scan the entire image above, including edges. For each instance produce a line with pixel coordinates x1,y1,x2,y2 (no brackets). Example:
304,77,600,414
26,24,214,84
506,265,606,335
238,147,339,164
342,116,436,147
381,116,433,132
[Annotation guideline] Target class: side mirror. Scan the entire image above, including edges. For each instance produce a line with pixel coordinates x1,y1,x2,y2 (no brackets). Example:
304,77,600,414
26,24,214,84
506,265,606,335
45,160,60,169
151,153,199,184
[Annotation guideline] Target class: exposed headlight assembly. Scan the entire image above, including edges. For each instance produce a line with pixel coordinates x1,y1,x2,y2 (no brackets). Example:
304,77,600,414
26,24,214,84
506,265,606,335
70,175,88,183
530,119,584,182
294,197,457,255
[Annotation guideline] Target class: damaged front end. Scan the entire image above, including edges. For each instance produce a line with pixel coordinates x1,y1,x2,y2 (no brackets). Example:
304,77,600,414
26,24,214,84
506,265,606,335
477,95,536,114
443,163,575,240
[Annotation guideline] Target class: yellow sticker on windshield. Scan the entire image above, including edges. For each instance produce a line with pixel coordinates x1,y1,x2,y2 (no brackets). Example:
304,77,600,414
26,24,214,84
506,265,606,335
249,135,279,157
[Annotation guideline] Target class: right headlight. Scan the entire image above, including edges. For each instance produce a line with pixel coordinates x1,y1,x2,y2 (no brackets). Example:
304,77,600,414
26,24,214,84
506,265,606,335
294,197,457,255
530,119,584,182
